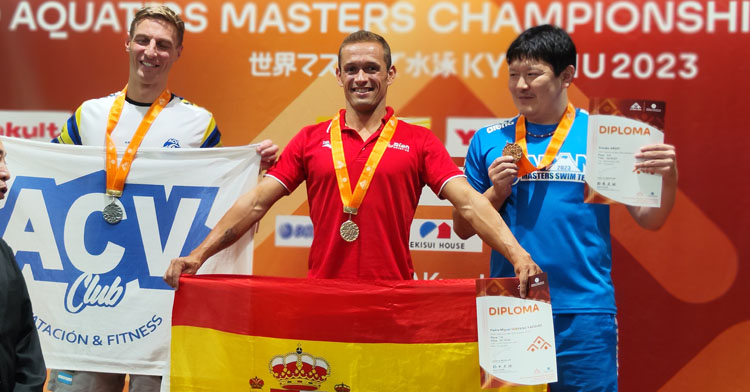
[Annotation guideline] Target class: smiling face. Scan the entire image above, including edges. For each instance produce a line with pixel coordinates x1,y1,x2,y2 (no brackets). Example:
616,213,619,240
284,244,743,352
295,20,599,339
508,58,573,124
0,141,10,200
126,17,182,91
336,41,396,115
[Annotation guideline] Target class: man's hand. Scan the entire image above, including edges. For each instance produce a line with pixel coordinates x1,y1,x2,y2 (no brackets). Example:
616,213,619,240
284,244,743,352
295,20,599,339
512,252,543,298
627,143,678,230
163,254,202,289
488,156,518,202
256,139,279,171
634,144,677,180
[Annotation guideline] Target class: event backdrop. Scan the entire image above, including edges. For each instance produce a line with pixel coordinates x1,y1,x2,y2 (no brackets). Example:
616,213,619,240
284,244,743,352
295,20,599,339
1,1,748,390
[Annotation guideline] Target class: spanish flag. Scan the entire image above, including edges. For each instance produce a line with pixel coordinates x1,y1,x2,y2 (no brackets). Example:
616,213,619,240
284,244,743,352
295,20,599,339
170,275,546,392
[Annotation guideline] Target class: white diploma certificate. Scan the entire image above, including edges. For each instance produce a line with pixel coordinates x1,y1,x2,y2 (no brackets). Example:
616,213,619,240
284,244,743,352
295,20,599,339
585,99,666,207
476,274,557,388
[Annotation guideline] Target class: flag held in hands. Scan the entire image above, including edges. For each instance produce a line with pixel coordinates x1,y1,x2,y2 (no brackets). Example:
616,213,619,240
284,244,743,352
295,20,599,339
170,275,546,391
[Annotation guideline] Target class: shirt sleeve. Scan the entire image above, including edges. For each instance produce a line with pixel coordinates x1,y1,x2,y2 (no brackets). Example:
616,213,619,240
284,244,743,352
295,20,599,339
12,323,46,391
265,124,313,193
199,115,222,148
419,127,464,197
463,127,491,193
1,240,46,391
51,106,83,145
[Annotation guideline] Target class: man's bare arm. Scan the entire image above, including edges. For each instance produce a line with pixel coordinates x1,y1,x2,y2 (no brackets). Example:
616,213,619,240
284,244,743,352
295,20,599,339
163,176,287,288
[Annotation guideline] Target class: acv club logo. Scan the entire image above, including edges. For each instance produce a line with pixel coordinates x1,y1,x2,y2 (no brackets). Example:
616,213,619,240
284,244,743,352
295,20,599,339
0,172,218,314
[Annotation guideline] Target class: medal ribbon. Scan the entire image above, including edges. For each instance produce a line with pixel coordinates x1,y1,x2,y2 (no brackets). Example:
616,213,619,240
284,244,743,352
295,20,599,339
105,85,171,196
330,112,398,214
514,102,576,177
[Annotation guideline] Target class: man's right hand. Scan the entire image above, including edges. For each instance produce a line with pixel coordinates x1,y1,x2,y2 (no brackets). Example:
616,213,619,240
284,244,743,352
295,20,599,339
512,252,542,299
487,155,518,202
163,254,203,289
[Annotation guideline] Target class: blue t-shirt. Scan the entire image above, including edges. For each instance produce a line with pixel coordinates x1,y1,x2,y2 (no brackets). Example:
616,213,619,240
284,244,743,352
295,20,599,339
464,109,615,314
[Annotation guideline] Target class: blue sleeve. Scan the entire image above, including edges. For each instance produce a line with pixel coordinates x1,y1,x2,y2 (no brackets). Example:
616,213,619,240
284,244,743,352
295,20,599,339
52,107,82,145
199,117,222,148
463,129,491,193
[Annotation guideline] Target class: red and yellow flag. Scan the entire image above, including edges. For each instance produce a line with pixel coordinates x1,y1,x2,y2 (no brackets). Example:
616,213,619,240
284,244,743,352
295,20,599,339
170,275,546,392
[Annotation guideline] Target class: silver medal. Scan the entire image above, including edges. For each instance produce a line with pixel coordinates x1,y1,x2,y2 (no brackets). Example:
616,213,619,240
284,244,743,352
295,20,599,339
103,201,123,224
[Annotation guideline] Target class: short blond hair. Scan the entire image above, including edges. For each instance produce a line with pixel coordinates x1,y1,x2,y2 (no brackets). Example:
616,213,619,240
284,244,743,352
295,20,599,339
129,5,185,46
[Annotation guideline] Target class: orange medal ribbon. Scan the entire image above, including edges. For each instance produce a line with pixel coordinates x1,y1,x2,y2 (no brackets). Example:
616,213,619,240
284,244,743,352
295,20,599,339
105,85,171,197
514,103,576,177
330,112,398,241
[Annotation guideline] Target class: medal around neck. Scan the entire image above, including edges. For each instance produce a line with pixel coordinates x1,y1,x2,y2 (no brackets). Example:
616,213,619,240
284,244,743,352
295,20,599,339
340,219,359,242
103,200,123,224
330,113,397,243
102,85,170,225
502,143,523,163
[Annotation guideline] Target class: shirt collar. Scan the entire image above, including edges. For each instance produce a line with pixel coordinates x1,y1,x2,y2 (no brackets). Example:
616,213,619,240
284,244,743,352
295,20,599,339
338,107,394,133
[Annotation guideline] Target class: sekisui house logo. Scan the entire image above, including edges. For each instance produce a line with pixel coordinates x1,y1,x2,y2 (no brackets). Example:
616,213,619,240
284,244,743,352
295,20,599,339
629,102,643,111
409,219,482,253
267,344,351,392
420,221,452,239
0,171,218,314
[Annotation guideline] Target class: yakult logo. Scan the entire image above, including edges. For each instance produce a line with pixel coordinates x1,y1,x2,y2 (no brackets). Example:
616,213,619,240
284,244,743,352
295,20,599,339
0,171,217,314
0,110,70,141
445,117,505,157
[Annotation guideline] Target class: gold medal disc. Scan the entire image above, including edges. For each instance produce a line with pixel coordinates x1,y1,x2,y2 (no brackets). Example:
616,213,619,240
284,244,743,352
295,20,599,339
502,143,523,163
340,219,359,242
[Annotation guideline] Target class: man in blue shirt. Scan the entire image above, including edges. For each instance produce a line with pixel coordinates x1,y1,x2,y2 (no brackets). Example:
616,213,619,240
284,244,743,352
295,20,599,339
453,25,678,391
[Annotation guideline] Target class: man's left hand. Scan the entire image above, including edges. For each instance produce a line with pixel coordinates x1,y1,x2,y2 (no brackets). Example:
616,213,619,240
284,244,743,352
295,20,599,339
634,144,677,181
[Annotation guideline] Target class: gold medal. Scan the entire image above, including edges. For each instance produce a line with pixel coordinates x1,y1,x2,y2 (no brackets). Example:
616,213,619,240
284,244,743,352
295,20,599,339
340,219,359,242
330,111,398,243
502,142,523,163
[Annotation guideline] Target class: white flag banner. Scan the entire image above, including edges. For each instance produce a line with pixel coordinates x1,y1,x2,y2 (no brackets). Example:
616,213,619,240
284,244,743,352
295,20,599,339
0,136,260,375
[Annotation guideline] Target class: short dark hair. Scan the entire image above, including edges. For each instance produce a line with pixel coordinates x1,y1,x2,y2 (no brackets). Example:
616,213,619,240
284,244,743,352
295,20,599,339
506,24,576,76
338,30,392,69
129,5,185,46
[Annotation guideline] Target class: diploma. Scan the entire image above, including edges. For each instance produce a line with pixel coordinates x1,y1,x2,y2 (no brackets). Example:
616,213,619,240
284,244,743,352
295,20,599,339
584,98,666,207
476,274,557,388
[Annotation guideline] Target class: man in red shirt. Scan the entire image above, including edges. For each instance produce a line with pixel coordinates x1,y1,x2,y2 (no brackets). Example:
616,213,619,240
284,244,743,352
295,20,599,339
164,31,539,294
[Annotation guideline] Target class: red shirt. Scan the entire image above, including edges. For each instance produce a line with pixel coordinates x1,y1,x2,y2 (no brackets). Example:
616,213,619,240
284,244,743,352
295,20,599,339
267,107,463,280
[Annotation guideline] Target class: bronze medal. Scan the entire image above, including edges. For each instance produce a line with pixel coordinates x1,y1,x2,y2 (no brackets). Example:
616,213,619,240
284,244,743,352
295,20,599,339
103,201,123,224
339,219,359,242
502,143,523,163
